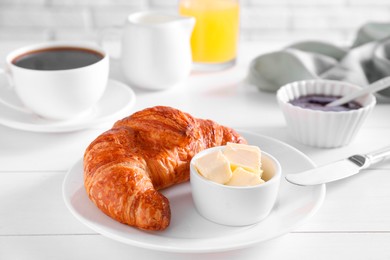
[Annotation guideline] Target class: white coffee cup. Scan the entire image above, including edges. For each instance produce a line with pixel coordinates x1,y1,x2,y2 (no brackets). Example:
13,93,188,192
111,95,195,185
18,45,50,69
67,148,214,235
0,42,109,120
100,11,194,90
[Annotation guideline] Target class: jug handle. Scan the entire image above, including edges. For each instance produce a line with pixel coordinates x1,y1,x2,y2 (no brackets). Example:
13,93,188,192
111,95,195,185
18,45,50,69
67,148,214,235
97,26,122,60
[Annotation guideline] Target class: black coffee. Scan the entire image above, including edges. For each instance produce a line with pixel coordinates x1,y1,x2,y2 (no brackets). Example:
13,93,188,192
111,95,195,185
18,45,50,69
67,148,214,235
12,47,104,71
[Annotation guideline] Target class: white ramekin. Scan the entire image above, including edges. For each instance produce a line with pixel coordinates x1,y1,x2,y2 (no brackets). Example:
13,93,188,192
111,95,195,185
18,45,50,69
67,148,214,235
190,146,282,226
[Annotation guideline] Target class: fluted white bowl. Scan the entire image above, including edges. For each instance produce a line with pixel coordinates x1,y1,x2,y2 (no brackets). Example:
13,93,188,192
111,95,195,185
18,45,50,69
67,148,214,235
277,80,376,148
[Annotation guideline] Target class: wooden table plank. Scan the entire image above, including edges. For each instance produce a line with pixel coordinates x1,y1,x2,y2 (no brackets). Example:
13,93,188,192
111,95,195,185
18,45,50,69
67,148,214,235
1,233,389,260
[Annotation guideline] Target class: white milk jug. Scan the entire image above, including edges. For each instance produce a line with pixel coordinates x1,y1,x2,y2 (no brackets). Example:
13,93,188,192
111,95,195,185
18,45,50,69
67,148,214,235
106,11,195,90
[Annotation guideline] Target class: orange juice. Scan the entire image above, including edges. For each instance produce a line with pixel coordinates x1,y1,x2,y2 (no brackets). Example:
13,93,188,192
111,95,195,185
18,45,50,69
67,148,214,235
179,0,239,64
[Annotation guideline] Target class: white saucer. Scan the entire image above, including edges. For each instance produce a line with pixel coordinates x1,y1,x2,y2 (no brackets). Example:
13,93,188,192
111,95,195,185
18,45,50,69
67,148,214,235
0,79,136,133
63,131,326,253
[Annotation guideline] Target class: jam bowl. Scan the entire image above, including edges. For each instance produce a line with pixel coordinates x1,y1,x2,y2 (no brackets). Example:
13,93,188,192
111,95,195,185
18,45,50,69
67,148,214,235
277,79,376,148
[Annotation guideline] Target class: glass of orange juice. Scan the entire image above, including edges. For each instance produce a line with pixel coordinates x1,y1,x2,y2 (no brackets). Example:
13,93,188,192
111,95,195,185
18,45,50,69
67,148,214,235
179,0,240,70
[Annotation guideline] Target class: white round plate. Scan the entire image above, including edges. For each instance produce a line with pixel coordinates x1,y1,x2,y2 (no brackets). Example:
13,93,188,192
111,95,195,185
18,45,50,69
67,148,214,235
0,79,136,133
62,131,325,253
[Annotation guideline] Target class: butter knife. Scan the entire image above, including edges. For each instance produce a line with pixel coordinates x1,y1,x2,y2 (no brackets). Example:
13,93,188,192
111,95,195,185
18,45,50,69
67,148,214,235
286,146,390,186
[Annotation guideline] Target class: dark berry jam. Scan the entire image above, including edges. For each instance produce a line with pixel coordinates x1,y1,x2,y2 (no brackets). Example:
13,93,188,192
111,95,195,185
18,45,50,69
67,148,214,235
289,95,362,112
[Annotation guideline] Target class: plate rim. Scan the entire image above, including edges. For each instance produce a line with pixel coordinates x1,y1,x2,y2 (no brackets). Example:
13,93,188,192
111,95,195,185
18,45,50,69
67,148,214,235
63,131,326,253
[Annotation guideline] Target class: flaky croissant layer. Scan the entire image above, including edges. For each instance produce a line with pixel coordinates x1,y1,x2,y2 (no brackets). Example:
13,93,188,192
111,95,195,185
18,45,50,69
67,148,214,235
84,106,246,231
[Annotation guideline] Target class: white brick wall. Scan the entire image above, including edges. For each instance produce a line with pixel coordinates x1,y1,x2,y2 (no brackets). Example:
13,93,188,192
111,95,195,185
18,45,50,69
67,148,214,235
0,0,389,45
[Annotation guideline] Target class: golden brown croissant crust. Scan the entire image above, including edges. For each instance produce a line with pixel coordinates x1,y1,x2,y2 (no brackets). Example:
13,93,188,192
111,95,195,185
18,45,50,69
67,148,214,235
84,106,246,231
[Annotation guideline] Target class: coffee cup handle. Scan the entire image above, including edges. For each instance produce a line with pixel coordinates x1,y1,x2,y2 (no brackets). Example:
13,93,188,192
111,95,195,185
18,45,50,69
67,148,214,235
98,26,122,60
0,67,13,87
0,68,33,114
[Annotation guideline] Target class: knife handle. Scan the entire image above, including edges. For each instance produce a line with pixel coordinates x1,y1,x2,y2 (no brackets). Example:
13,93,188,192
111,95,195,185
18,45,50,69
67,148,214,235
365,146,390,166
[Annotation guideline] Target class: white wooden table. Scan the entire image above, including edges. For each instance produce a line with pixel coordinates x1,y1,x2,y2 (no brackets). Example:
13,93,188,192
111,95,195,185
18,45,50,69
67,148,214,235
1,41,390,260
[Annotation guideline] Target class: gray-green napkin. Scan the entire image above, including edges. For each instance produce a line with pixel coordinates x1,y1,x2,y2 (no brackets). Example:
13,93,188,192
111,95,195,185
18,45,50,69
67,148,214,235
248,22,390,97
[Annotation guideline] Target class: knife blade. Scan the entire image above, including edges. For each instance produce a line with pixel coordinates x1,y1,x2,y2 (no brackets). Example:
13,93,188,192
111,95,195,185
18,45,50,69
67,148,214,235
285,146,390,186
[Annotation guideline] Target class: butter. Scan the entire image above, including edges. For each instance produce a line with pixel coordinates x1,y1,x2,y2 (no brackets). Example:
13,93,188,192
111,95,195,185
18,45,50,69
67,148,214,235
195,143,265,187
223,142,262,177
194,150,232,184
226,167,265,186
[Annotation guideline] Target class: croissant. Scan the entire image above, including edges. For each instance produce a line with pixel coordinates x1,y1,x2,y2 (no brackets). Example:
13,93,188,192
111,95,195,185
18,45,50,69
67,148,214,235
84,106,246,231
